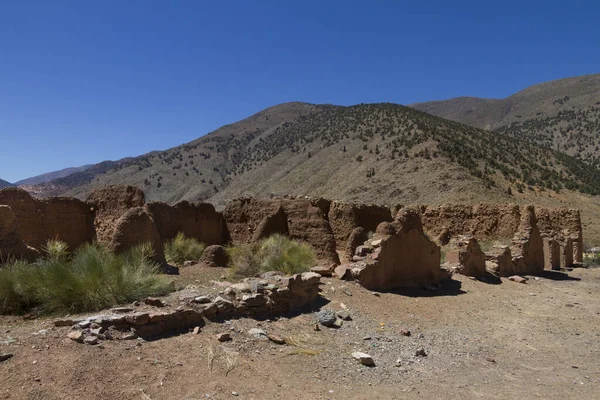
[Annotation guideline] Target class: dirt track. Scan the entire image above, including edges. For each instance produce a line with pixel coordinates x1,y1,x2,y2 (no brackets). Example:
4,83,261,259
1,265,599,400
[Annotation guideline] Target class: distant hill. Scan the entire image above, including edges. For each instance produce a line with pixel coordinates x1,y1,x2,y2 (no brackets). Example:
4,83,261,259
0,179,13,189
15,165,93,186
25,101,600,208
411,73,600,166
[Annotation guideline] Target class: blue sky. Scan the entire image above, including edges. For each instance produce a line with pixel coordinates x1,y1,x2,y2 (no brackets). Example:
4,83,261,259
1,0,598,182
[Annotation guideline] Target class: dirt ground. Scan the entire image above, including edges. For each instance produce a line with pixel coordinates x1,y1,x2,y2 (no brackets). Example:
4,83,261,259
1,264,599,400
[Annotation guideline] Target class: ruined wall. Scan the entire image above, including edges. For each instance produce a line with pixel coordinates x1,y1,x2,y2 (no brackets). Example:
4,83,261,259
223,197,340,264
146,201,230,245
109,207,166,265
353,207,441,290
0,188,94,250
421,203,521,242
0,205,39,261
511,205,544,275
328,201,392,248
535,207,583,263
87,185,146,246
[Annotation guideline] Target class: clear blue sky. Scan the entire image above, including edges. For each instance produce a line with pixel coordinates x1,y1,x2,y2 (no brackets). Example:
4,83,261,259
1,0,598,182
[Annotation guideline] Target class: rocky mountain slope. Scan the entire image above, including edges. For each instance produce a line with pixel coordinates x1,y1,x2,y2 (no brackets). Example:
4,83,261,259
15,164,93,186
411,74,600,166
25,102,600,208
0,179,13,189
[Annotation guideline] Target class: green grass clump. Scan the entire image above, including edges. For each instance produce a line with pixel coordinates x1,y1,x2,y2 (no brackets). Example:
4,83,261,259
228,234,316,278
164,232,206,266
0,241,174,315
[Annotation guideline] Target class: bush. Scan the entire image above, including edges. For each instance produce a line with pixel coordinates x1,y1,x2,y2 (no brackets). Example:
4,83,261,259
228,234,316,278
164,233,206,266
0,241,174,315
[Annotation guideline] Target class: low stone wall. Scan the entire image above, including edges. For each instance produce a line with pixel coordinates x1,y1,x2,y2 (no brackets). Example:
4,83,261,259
57,272,321,342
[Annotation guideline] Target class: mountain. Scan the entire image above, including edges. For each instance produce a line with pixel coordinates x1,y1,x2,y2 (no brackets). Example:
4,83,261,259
26,102,600,209
411,74,600,166
0,179,13,189
15,165,93,186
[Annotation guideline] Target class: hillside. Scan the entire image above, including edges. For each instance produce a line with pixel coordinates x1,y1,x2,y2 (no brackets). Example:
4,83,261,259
0,179,13,189
411,74,600,166
26,102,600,205
15,164,93,186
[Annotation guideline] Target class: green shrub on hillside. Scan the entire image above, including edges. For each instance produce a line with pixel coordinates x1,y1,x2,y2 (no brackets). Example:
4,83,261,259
164,232,206,266
0,241,174,315
228,234,316,278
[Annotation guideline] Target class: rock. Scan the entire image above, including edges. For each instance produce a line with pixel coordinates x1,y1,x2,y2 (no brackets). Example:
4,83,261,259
53,319,76,327
0,353,13,362
508,275,528,284
333,318,343,328
266,334,286,345
415,348,427,357
143,298,167,307
400,328,411,337
90,328,104,336
214,296,234,313
248,328,267,338
83,336,99,345
371,239,382,247
341,287,352,296
120,332,138,340
217,333,232,342
199,245,230,268
355,245,372,256
334,264,353,280
311,265,335,277
183,260,196,268
111,307,134,313
193,296,212,304
192,326,201,335
78,321,92,329
316,310,338,327
336,310,352,321
241,293,267,307
125,313,150,326
199,302,219,319
352,352,375,366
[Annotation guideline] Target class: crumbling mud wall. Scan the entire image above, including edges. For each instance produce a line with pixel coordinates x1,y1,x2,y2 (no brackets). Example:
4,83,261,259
421,203,521,243
223,198,339,264
328,201,392,248
146,201,230,245
86,185,146,246
511,205,544,275
444,236,486,277
535,207,583,263
0,188,94,250
352,207,441,290
0,205,39,261
109,207,166,265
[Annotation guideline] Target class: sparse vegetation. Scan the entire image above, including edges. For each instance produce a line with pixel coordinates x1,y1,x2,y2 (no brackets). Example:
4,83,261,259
227,234,316,278
0,241,174,315
164,232,206,266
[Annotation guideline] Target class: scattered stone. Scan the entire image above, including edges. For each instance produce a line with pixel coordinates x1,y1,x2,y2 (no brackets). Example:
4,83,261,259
78,321,91,329
316,310,338,327
371,239,382,247
248,328,267,338
415,348,427,357
508,275,528,284
183,260,196,268
217,333,232,342
333,319,343,328
0,353,14,362
143,297,167,307
192,326,201,335
417,333,425,339
121,332,138,340
67,331,84,343
90,328,104,336
341,287,352,296
232,392,239,397
334,265,353,280
400,328,411,337
193,296,212,304
352,352,375,366
363,335,372,340
111,307,134,313
53,319,76,327
486,356,496,363
371,292,381,297
311,265,334,277
336,310,352,321
266,334,286,345
83,336,100,345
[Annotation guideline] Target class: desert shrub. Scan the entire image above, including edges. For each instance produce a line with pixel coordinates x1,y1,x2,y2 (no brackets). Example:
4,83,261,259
164,232,206,266
0,241,174,315
228,234,316,278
